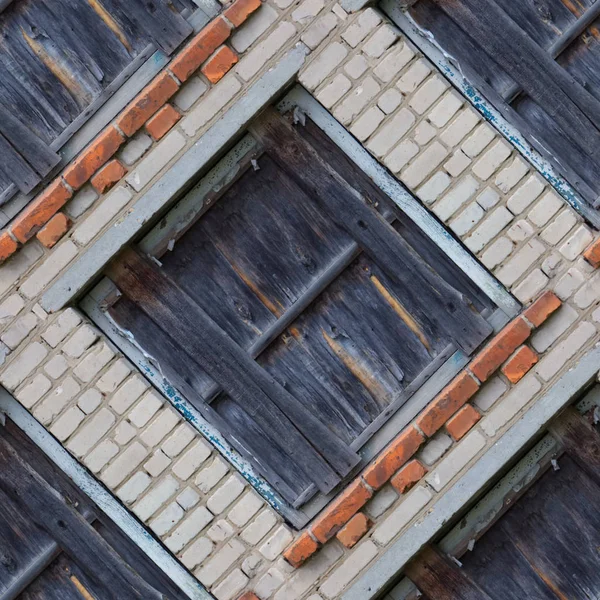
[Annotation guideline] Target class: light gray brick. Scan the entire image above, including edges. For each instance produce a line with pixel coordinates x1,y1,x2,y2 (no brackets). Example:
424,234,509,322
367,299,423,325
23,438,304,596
113,421,136,445
1,312,37,349
259,525,293,560
33,376,81,425
65,185,99,219
494,157,528,193
102,441,148,488
0,244,43,299
96,358,131,394
443,149,471,177
513,269,548,303
228,492,264,527
384,140,419,173
173,76,208,112
300,43,348,90
207,475,245,514
292,0,324,24
554,267,585,300
473,376,507,412
341,8,381,47
320,541,378,598
233,5,278,52
73,342,115,383
396,59,431,94
196,539,246,587
208,519,235,543
496,239,546,287
172,439,212,480
16,373,51,408
408,76,448,115
67,408,116,457
44,354,68,379
416,171,451,204
362,24,398,58
507,220,535,243
433,175,480,221
418,431,452,466
151,502,185,536
531,304,579,353
213,569,248,600
84,439,119,472
365,484,398,519
1,342,47,390
367,108,416,157
117,132,153,167
461,123,496,158
177,487,200,510
118,471,151,504
373,42,414,83
428,91,463,128
472,140,512,180
350,106,385,141
528,191,563,227
196,456,230,493
77,388,103,414
334,76,380,125
128,389,163,427
464,207,514,253
62,324,99,358
162,422,196,457
254,567,285,599
541,210,578,246
480,237,514,270
440,109,480,147
377,88,403,114
181,537,214,569
134,475,180,521
316,73,351,108
506,175,546,214
402,142,449,188
0,293,25,326
41,308,81,347
449,202,484,236
109,374,149,414
241,510,278,545
144,450,171,477
559,225,593,261
301,11,337,49
140,408,180,447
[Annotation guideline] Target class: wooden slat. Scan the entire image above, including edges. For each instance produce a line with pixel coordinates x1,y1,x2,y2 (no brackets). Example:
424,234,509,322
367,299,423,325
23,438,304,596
405,545,494,600
0,434,163,600
107,247,361,493
0,131,40,194
249,109,493,355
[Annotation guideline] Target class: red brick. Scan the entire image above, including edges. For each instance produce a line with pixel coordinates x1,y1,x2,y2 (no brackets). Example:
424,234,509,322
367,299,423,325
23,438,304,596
36,213,71,248
169,17,231,82
469,317,531,383
522,291,561,328
238,594,260,600
91,160,127,194
224,0,262,27
201,45,239,84
116,72,180,137
283,531,319,568
145,104,182,141
0,230,18,262
390,459,428,494
336,513,370,549
11,179,73,243
311,479,372,544
501,345,538,384
445,405,481,441
63,127,125,191
415,371,480,437
584,238,600,269
362,426,425,490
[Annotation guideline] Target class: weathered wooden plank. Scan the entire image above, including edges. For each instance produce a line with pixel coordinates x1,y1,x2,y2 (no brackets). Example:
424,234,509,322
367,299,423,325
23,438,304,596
405,545,494,600
0,131,40,193
250,110,493,355
0,434,164,600
107,248,361,492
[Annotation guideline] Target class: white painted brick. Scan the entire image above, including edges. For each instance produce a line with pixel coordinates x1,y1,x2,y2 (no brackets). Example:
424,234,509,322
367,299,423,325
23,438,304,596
117,131,153,167
67,407,116,457
476,187,500,210
65,185,99,218
507,220,535,243
449,202,484,236
373,42,414,83
367,109,416,157
126,130,186,192
426,430,486,491
1,342,47,390
173,76,208,112
384,140,419,173
207,475,246,514
402,142,448,188
574,271,600,309
300,42,348,90
162,422,196,457
414,122,436,148
397,59,431,94
494,157,528,193
102,442,148,488
316,74,351,108
480,237,514,270
233,5,278,53
554,267,585,300
0,293,24,326
495,239,546,287
513,269,548,303
62,324,99,358
109,374,149,414
96,358,131,394
0,244,43,299
242,553,264,578
531,304,579,353
428,92,463,128
559,225,593,261
433,175,480,222
377,88,403,114
20,241,78,299
362,24,398,58
73,342,115,383
172,440,212,480
481,373,542,436
541,210,578,246
196,539,246,587
128,390,163,427
350,106,385,142
177,487,200,510
16,373,51,408
320,541,378,598
464,205,514,251
443,149,471,177
41,308,81,347
241,510,278,545
472,140,512,180
151,501,185,536
536,322,596,382
473,377,507,412
418,431,452,466
507,175,546,214
341,8,381,47
49,405,85,441
365,484,398,519
255,567,285,599
301,11,337,50
292,0,324,24
208,519,235,543
259,524,293,560
461,123,496,158
1,312,37,349
77,388,103,414
182,75,242,136
43,354,68,380
213,569,249,600
528,191,563,227
440,109,480,148
416,171,450,204
408,76,448,115
228,492,264,527
85,439,120,472
118,471,151,504
33,376,81,425
541,252,563,278
371,486,432,546
144,449,171,477
141,408,180,447
237,22,296,81
334,76,380,125
113,420,136,445
134,475,180,521
344,54,368,79
181,537,214,569
196,456,230,493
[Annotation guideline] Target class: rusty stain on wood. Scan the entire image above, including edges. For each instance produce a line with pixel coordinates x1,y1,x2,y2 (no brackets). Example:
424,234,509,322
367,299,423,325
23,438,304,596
70,574,96,600
87,0,131,53
228,260,284,317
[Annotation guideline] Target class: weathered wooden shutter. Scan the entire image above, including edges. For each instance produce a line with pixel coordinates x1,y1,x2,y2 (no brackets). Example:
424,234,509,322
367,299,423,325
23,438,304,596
104,110,494,507
407,0,600,213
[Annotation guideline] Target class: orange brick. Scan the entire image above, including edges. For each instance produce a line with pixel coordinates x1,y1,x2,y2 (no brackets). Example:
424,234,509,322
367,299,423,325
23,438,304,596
415,371,480,437
445,405,481,441
336,513,370,549
91,160,127,194
311,479,372,543
145,104,182,141
201,45,238,84
169,17,231,82
362,426,425,490
36,213,71,248
283,531,319,568
584,238,600,268
502,345,538,384
390,459,428,494
116,72,179,137
224,0,262,27
0,230,18,262
522,291,561,328
11,179,73,243
469,317,531,383
63,127,125,191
